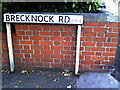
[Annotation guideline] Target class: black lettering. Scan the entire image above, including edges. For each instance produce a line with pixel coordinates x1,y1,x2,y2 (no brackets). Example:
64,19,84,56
20,15,25,21
38,15,43,22
44,16,48,22
65,16,70,23
16,15,20,21
6,15,10,21
31,15,37,21
49,16,54,22
11,15,15,21
25,15,30,21
59,16,63,22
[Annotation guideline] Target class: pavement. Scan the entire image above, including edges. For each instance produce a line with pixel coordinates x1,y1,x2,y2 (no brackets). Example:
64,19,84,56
2,70,120,89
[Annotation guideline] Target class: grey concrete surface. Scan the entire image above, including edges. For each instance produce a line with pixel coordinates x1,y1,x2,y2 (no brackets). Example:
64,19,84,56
77,72,119,88
2,70,120,89
2,70,77,88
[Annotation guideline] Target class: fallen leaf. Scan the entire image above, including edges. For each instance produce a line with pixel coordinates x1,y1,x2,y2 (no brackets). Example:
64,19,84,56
64,73,71,77
67,85,72,88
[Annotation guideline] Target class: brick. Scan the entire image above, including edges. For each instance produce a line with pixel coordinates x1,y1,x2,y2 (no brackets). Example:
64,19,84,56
113,28,119,32
24,45,31,49
97,33,104,37
32,62,43,66
103,52,116,56
85,27,92,32
84,22,98,26
80,55,84,59
43,37,50,40
102,61,113,65
30,36,42,40
53,32,60,36
14,50,20,53
20,41,32,44
64,37,70,41
23,58,34,61
49,27,59,31
42,59,53,62
34,50,40,54
83,32,96,37
62,42,75,46
107,23,118,27
92,47,105,51
21,50,33,53
93,38,106,42
82,42,96,46
82,60,94,64
71,47,76,50
54,41,60,45
32,46,42,49
52,46,63,50
16,36,22,40
32,54,43,58
35,26,43,30
41,50,53,54
16,31,25,35
33,31,39,35
62,51,74,55
94,28,106,32
52,55,62,58
64,55,71,59
26,31,33,35
95,61,101,64
14,54,23,58
44,46,50,49
85,47,91,51
43,54,51,58
106,33,118,37
70,55,75,59
63,27,71,31
98,22,106,27
40,41,53,45
110,48,116,52
92,56,104,60
33,41,39,45
43,26,49,30
15,25,21,30
29,26,37,30
95,52,102,56
97,43,103,47
51,63,62,67
61,32,74,36
51,37,64,40
13,45,22,49
85,37,93,41
23,36,29,40
54,51,60,54
109,57,115,61
91,65,103,69
40,32,52,35
62,60,73,63
21,26,28,30
112,38,118,42
64,47,70,50
85,56,91,60
104,43,117,47
24,54,31,58
82,52,94,55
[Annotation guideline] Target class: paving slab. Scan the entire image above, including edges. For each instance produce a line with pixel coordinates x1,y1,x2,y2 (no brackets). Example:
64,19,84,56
77,72,119,88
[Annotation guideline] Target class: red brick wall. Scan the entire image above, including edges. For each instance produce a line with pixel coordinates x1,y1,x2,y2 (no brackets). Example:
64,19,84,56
2,22,119,71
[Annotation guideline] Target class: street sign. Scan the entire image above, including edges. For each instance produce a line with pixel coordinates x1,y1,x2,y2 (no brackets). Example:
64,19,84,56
4,14,83,25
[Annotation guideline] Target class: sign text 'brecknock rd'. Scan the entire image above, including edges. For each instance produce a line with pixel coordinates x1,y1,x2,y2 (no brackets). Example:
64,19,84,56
4,14,83,24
